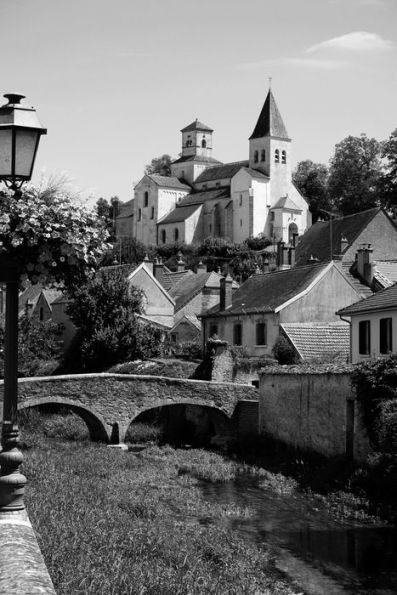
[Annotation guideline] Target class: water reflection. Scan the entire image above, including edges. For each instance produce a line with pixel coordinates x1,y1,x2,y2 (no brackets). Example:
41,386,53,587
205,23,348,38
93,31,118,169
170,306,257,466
201,481,397,593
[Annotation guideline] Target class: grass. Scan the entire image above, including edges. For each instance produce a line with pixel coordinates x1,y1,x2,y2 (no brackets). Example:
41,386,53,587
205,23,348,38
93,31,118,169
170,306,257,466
19,413,298,595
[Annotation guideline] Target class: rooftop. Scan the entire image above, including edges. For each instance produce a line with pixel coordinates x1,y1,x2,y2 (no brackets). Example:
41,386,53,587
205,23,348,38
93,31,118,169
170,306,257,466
337,282,397,316
181,119,213,133
146,174,191,190
281,322,350,362
158,203,202,224
178,187,230,207
249,89,290,140
272,195,302,211
195,161,249,184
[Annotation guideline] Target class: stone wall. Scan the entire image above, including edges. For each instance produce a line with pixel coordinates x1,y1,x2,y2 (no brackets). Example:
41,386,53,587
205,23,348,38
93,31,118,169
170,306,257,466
259,371,371,461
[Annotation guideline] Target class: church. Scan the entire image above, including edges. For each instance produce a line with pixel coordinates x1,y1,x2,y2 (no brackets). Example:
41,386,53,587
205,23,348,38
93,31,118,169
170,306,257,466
115,88,311,246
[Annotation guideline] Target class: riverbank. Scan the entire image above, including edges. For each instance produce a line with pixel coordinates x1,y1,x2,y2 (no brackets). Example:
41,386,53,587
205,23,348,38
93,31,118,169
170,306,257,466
20,413,299,595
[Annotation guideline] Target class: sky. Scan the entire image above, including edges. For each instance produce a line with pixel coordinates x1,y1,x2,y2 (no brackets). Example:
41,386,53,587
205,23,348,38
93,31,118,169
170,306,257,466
0,0,396,204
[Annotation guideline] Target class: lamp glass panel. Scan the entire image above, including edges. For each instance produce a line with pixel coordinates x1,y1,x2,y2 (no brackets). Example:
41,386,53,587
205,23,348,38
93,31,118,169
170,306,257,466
0,129,12,177
14,129,39,178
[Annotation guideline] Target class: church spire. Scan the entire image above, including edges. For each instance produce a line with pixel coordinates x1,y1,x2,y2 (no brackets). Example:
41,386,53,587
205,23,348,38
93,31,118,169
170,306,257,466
249,88,290,140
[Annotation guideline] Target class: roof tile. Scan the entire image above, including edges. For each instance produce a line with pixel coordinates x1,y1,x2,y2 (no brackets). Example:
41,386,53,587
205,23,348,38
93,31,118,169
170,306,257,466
282,323,350,361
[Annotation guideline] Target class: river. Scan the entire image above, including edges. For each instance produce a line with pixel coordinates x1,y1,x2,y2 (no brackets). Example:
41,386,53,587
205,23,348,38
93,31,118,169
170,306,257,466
200,478,397,594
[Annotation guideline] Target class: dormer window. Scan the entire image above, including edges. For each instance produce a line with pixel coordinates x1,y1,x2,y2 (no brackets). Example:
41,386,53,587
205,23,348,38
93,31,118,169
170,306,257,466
201,138,207,148
254,150,259,163
261,149,266,162
282,150,286,164
275,149,280,163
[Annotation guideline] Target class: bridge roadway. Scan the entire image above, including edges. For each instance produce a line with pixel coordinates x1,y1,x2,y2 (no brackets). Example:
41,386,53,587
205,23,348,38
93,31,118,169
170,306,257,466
0,373,258,444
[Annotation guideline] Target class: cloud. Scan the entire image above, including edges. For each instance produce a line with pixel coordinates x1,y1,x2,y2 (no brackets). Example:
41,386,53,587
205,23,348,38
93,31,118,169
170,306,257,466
306,31,394,53
237,56,346,71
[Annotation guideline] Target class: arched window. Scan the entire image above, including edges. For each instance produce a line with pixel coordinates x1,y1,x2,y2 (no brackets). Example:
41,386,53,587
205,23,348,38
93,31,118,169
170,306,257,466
174,228,179,241
161,229,166,243
254,150,259,163
282,150,286,164
275,149,280,163
138,208,141,221
150,207,154,219
261,149,266,162
144,191,149,207
201,138,207,148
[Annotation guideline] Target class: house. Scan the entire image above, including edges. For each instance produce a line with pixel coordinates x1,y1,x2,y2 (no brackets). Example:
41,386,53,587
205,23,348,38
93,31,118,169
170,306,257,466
201,261,364,360
337,283,397,363
18,283,63,321
116,88,311,246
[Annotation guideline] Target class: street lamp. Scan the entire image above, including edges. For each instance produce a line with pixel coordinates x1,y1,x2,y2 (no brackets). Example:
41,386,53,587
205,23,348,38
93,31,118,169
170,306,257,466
0,93,46,510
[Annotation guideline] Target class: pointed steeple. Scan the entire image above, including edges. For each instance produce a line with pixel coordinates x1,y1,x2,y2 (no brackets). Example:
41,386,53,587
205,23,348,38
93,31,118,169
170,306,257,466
249,89,290,140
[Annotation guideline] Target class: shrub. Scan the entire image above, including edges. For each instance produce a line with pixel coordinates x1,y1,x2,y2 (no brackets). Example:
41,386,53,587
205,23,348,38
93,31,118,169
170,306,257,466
272,335,297,365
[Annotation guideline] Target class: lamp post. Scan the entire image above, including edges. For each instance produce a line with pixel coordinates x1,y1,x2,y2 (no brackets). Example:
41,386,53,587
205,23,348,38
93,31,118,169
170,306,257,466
0,93,46,510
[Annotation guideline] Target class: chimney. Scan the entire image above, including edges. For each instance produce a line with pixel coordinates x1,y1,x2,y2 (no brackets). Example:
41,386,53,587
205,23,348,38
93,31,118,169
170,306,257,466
340,235,348,255
219,274,233,311
263,258,270,273
357,244,374,285
143,253,153,274
196,260,207,274
153,257,165,286
176,251,185,272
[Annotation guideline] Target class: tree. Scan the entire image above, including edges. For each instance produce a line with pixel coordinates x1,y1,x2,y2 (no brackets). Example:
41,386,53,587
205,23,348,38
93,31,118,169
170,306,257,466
0,176,109,289
378,128,397,216
293,160,331,222
65,268,163,371
328,134,382,216
145,154,173,177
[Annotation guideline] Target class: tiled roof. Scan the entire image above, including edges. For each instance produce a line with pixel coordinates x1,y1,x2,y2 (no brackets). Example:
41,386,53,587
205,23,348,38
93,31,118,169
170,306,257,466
137,314,173,330
249,89,290,140
272,196,302,211
172,313,202,331
181,120,213,133
340,262,373,299
162,270,195,291
242,167,269,180
195,161,249,183
42,289,63,308
337,282,397,316
18,283,43,314
281,323,350,361
147,174,191,190
203,263,329,317
158,203,202,224
178,187,230,207
169,270,237,312
98,263,138,277
374,261,397,286
295,208,381,265
171,155,222,165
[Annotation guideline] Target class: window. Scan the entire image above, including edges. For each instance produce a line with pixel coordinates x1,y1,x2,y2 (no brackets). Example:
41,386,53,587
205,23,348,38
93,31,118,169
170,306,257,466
261,149,266,162
138,208,141,221
202,138,207,148
239,194,243,206
209,224,212,233
161,229,166,244
144,191,149,207
171,333,177,343
174,228,179,242
39,307,44,321
282,150,286,164
359,320,371,355
151,207,154,219
209,324,218,338
275,149,280,163
233,323,242,346
380,318,393,354
240,219,243,227
270,211,275,221
254,150,259,163
256,322,267,345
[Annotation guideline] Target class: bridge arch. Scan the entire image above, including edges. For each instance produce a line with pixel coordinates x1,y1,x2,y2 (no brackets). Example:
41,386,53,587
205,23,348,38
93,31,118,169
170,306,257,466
18,397,110,443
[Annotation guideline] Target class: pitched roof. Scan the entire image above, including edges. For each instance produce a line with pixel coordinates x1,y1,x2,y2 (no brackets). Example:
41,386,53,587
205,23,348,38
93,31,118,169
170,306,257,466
272,196,302,211
178,187,230,207
203,263,329,317
373,261,397,289
172,313,202,332
181,119,213,133
42,289,63,308
340,262,373,299
18,283,43,314
146,174,191,190
337,282,397,316
242,167,269,180
169,270,237,312
281,323,350,361
158,203,202,224
295,207,381,265
249,89,290,140
162,269,195,291
195,161,249,184
171,155,222,165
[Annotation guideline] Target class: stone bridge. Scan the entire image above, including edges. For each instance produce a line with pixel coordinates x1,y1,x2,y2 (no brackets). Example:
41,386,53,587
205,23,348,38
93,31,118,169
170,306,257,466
0,373,258,444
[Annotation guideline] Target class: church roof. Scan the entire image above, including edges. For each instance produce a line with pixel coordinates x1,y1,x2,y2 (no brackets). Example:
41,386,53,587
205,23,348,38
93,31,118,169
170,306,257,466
181,119,213,133
147,174,191,190
178,187,230,206
271,196,302,212
295,207,382,265
195,161,249,183
158,203,202,224
249,89,290,140
242,167,269,180
171,154,222,165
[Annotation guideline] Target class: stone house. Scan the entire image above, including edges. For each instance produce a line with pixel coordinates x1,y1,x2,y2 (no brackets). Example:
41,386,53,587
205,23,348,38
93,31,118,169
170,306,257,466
116,88,311,246
337,283,397,363
201,260,367,360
